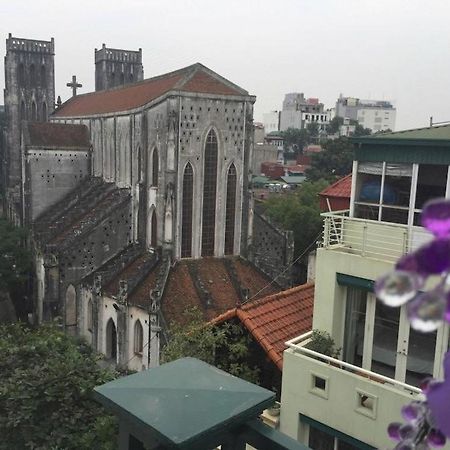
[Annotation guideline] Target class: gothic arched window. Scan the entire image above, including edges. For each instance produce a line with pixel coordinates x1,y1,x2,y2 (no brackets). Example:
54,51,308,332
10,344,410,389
29,64,36,85
120,73,125,85
151,148,159,187
42,102,47,122
151,208,157,248
224,164,237,255
129,73,134,83
31,101,37,121
181,163,193,258
111,72,115,85
134,320,143,354
106,318,117,360
201,130,218,256
65,284,76,329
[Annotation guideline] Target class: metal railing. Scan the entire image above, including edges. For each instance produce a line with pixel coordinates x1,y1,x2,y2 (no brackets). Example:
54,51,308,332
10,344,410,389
321,210,432,262
285,331,422,396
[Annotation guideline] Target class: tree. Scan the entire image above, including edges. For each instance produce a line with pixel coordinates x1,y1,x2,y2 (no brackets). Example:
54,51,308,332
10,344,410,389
305,137,354,182
326,116,344,135
0,322,118,450
280,127,310,155
162,307,260,384
263,179,329,260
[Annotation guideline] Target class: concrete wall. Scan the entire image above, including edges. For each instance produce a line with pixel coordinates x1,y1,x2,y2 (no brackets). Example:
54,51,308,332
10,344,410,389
24,146,90,221
280,349,420,449
252,144,279,175
280,110,302,131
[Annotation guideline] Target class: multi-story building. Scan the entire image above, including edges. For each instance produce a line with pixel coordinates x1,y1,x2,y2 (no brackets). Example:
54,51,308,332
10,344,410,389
279,93,327,131
263,110,280,134
336,95,396,132
279,125,450,449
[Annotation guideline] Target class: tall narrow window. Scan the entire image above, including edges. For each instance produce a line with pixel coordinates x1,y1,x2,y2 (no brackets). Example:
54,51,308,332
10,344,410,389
201,129,218,256
42,102,47,122
129,73,134,83
120,72,125,85
224,164,237,255
87,299,93,331
151,148,159,187
151,209,157,248
31,101,37,121
106,319,117,360
29,64,36,85
181,163,193,258
134,320,143,354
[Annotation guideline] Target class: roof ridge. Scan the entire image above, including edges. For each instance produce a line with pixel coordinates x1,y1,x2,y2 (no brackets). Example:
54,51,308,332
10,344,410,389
241,282,315,310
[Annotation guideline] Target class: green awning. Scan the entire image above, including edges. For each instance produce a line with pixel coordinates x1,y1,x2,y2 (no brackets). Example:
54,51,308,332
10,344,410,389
336,273,374,291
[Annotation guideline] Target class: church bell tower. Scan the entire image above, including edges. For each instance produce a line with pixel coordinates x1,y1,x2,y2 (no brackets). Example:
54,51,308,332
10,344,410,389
3,33,55,219
94,44,143,91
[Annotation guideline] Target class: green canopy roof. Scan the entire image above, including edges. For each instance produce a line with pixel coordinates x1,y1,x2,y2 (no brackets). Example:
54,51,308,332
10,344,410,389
94,357,275,449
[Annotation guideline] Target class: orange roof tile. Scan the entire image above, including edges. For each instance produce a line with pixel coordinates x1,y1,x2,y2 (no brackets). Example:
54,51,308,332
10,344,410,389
53,63,248,117
319,174,352,199
212,283,314,370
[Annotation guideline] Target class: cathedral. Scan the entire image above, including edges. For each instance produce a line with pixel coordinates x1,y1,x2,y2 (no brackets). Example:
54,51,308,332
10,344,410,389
2,34,294,371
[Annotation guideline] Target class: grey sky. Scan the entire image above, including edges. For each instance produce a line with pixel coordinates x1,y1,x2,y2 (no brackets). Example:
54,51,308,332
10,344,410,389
1,0,449,130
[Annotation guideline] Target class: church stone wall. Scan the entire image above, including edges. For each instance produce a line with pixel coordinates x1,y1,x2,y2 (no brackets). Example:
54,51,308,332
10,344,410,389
24,146,91,222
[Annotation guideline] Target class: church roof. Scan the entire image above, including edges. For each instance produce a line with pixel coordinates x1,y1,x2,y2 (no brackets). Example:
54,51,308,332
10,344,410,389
53,63,251,117
25,122,90,148
211,283,314,370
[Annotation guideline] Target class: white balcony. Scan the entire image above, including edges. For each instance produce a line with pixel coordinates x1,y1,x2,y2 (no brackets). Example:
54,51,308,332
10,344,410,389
280,331,423,449
321,210,433,263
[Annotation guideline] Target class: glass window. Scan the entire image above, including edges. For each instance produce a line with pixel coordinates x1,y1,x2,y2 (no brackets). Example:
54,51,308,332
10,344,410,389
151,148,159,187
406,328,436,386
201,130,218,256
134,320,143,354
181,163,193,258
415,164,447,210
308,425,334,450
343,288,367,367
224,164,237,255
371,302,400,378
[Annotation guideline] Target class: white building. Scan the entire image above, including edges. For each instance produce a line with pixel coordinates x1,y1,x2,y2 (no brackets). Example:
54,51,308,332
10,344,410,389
279,125,450,449
336,95,396,132
263,111,280,134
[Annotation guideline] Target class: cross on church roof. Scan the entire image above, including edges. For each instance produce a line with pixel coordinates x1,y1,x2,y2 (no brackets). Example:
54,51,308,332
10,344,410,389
66,75,82,97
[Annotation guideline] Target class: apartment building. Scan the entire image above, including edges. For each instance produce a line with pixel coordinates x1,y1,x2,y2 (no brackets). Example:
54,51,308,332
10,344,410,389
279,125,450,449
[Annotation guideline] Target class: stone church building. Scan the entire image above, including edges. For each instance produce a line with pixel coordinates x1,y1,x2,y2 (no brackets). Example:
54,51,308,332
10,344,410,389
2,34,294,371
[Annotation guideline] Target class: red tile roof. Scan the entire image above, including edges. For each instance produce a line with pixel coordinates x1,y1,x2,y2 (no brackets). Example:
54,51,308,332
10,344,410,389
26,122,90,148
211,283,314,370
53,63,248,117
319,174,352,199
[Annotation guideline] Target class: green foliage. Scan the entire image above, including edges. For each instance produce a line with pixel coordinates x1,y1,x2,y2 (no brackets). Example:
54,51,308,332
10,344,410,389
326,116,344,135
0,218,32,292
263,179,329,259
280,127,310,155
305,329,341,358
306,137,354,182
162,307,260,384
0,322,118,450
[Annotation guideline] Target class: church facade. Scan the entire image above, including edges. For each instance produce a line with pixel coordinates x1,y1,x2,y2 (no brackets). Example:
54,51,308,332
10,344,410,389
2,35,293,370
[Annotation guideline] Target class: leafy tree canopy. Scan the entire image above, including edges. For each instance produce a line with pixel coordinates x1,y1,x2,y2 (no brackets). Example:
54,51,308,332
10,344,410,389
326,116,371,137
263,179,329,259
0,218,32,292
162,307,260,384
305,137,354,182
279,127,310,155
0,323,117,450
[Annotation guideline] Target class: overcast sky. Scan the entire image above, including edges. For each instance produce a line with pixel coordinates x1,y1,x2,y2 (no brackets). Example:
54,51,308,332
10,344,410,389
1,0,449,130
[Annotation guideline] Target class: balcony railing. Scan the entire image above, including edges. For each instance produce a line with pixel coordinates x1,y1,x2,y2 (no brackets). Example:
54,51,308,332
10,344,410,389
285,331,421,396
321,210,433,262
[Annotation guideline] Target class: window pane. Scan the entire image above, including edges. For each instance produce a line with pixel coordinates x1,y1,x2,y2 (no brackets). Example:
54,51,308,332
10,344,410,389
354,204,379,220
380,207,409,224
406,328,436,387
338,439,360,450
371,301,400,378
308,424,334,450
415,164,447,210
224,164,237,255
343,288,366,367
181,164,193,258
383,165,412,208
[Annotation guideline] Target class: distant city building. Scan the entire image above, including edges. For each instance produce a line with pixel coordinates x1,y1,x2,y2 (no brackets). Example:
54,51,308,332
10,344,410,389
279,93,328,131
254,122,265,144
336,94,396,132
262,111,280,134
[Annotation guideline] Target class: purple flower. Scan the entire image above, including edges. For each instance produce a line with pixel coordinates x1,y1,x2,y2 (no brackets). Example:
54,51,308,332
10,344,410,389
416,238,450,275
427,352,450,438
422,199,450,238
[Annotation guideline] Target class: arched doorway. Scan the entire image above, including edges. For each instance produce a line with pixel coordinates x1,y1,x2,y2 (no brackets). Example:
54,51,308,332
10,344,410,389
106,318,117,361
